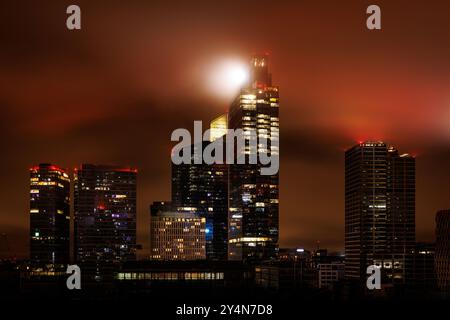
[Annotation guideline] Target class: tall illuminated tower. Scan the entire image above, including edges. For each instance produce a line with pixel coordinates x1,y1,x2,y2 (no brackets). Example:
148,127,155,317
345,141,415,286
74,164,137,283
228,54,279,262
29,163,70,268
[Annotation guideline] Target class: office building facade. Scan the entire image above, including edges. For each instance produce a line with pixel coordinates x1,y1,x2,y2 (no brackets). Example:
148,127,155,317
435,210,450,295
74,164,137,283
345,141,415,285
150,209,206,260
411,242,437,292
318,262,345,289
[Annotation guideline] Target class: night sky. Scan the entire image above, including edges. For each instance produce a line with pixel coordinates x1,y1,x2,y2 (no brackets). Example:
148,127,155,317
1,0,450,258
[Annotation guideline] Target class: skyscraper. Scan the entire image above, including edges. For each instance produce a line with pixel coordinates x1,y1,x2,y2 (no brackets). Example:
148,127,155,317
228,54,279,262
171,142,228,260
345,141,415,286
74,164,137,283
435,210,450,296
29,164,70,268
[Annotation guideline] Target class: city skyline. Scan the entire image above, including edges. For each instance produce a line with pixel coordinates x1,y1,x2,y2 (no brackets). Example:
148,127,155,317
2,123,449,258
2,1,450,259
18,136,442,261
1,137,447,259
6,53,450,299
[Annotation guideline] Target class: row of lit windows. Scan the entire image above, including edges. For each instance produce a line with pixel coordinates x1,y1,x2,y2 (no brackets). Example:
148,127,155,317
229,237,271,244
160,218,204,223
30,181,67,188
117,272,224,281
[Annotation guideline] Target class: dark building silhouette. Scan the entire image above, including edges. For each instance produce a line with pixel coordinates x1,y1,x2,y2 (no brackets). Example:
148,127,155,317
255,250,319,291
411,242,437,292
228,54,279,262
171,142,228,260
115,260,254,295
150,201,172,216
435,210,450,296
345,142,415,286
74,164,137,284
29,164,70,268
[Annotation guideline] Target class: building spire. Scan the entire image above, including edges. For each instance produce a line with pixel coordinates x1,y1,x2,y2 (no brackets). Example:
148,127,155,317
250,53,272,88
